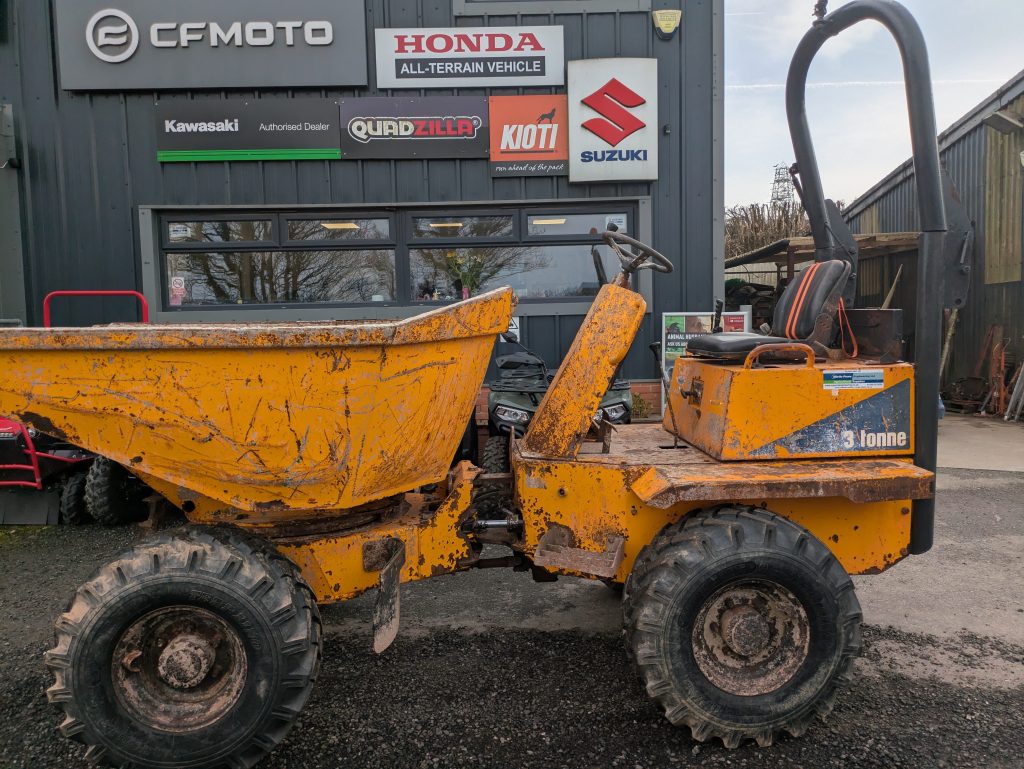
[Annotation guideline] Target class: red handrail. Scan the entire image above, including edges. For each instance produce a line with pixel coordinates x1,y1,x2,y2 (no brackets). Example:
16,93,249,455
0,420,43,489
43,290,149,327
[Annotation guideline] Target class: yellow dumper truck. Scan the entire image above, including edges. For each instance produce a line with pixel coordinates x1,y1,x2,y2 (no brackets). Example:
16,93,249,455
0,2,970,767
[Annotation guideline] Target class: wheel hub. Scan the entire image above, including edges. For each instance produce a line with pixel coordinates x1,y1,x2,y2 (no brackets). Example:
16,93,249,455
112,606,247,733
721,606,771,657
692,580,810,697
157,634,216,689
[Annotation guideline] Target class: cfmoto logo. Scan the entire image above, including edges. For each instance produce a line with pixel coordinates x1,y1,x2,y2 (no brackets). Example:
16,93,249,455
86,9,139,64
580,78,647,147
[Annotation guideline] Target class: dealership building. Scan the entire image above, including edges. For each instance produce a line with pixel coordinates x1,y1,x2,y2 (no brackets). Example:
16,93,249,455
0,0,723,384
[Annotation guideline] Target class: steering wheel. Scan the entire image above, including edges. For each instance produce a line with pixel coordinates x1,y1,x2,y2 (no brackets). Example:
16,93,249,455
602,230,674,275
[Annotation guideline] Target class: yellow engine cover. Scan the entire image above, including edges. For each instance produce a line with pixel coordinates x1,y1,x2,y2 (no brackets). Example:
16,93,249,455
663,357,916,461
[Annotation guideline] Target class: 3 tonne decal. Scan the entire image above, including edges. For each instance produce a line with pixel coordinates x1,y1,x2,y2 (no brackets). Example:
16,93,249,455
749,379,913,458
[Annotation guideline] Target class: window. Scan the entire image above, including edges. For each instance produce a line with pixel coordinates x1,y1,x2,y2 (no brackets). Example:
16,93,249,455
527,211,629,238
167,220,273,245
158,204,639,310
410,244,618,301
286,218,391,242
167,251,396,306
412,215,514,240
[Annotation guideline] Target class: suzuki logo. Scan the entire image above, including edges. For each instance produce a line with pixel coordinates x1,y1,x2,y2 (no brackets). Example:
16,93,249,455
580,78,646,147
86,9,139,63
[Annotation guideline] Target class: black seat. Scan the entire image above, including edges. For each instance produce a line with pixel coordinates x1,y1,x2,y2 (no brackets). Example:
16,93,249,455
687,259,852,360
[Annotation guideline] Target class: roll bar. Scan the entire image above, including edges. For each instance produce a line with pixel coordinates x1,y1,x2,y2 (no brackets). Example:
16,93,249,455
786,0,947,555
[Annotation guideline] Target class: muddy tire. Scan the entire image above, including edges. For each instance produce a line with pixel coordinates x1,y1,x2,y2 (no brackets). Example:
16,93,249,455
481,435,510,474
45,526,322,769
624,506,861,748
84,456,149,526
59,471,92,525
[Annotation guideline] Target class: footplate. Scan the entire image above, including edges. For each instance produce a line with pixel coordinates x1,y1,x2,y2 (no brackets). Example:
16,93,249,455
533,529,625,579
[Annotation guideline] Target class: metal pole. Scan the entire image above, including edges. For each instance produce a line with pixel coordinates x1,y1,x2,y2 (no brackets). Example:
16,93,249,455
786,0,947,554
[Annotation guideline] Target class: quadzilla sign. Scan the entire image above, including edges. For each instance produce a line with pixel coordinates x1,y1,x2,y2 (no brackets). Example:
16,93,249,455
567,58,659,183
339,97,489,159
489,95,568,177
155,100,341,162
375,26,564,89
53,0,368,91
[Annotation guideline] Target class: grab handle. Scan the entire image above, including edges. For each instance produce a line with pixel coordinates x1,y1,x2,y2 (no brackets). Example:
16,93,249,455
743,343,816,370
43,290,150,327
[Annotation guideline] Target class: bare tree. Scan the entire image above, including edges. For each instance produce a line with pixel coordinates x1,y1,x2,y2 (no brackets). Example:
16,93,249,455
725,200,809,260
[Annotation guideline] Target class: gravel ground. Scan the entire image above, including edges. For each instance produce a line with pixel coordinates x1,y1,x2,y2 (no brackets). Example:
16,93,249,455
1,467,1022,769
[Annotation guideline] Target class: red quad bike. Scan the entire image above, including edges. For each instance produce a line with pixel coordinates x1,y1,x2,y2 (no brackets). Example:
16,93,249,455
0,291,153,526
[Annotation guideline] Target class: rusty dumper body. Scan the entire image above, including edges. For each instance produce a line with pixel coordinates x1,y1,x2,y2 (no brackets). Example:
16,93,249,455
0,3,963,767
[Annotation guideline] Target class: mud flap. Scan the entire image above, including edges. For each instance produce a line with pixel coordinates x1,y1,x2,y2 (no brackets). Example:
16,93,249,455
371,538,406,654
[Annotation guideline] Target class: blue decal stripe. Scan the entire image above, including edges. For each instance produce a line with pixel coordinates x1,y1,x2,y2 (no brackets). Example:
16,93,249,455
749,379,911,457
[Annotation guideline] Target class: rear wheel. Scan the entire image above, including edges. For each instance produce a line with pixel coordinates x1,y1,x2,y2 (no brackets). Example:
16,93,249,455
84,457,150,526
45,526,322,769
59,471,92,525
624,506,861,748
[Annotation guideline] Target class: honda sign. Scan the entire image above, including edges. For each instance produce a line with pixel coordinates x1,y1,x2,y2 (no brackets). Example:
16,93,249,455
567,58,659,183
375,26,564,89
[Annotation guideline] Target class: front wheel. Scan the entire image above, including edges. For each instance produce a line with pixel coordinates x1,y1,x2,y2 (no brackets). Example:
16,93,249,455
624,506,861,748
45,527,322,769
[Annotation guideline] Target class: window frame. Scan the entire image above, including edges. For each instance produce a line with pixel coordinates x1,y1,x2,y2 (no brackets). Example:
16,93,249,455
155,201,642,313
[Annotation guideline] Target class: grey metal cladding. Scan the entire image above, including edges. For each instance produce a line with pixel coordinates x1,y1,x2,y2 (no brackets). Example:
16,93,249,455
0,0,721,381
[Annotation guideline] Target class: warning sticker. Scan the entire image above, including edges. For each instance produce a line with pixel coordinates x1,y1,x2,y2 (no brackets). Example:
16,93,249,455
823,369,885,391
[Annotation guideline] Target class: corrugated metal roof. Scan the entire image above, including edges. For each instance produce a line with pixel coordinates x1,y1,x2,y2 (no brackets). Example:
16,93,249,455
844,67,1024,219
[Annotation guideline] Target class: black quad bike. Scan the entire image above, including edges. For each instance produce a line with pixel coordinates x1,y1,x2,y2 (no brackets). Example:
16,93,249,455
481,332,632,474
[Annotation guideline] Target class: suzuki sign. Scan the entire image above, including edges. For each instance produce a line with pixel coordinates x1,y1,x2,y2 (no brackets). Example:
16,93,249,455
375,26,564,89
54,0,368,91
567,58,659,183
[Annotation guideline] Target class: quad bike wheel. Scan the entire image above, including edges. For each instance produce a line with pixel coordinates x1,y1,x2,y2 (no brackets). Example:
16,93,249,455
45,526,322,769
624,506,862,748
84,456,150,526
59,471,92,525
480,435,511,474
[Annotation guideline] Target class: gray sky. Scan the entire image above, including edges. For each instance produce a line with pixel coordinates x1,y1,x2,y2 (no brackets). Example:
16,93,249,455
725,0,1024,206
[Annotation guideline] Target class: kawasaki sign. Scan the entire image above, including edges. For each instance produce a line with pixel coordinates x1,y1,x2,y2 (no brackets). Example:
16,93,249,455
53,0,368,91
155,101,341,163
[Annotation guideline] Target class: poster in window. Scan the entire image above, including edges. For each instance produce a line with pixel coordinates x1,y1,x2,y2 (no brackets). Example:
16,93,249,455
662,311,750,371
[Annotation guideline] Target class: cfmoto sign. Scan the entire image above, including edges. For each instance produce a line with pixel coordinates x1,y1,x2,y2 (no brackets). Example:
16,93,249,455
55,0,368,91
86,9,140,63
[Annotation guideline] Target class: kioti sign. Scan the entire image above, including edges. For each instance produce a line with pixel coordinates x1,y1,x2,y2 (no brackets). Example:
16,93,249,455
53,0,368,91
339,97,489,159
489,95,568,177
567,58,659,183
375,26,564,89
